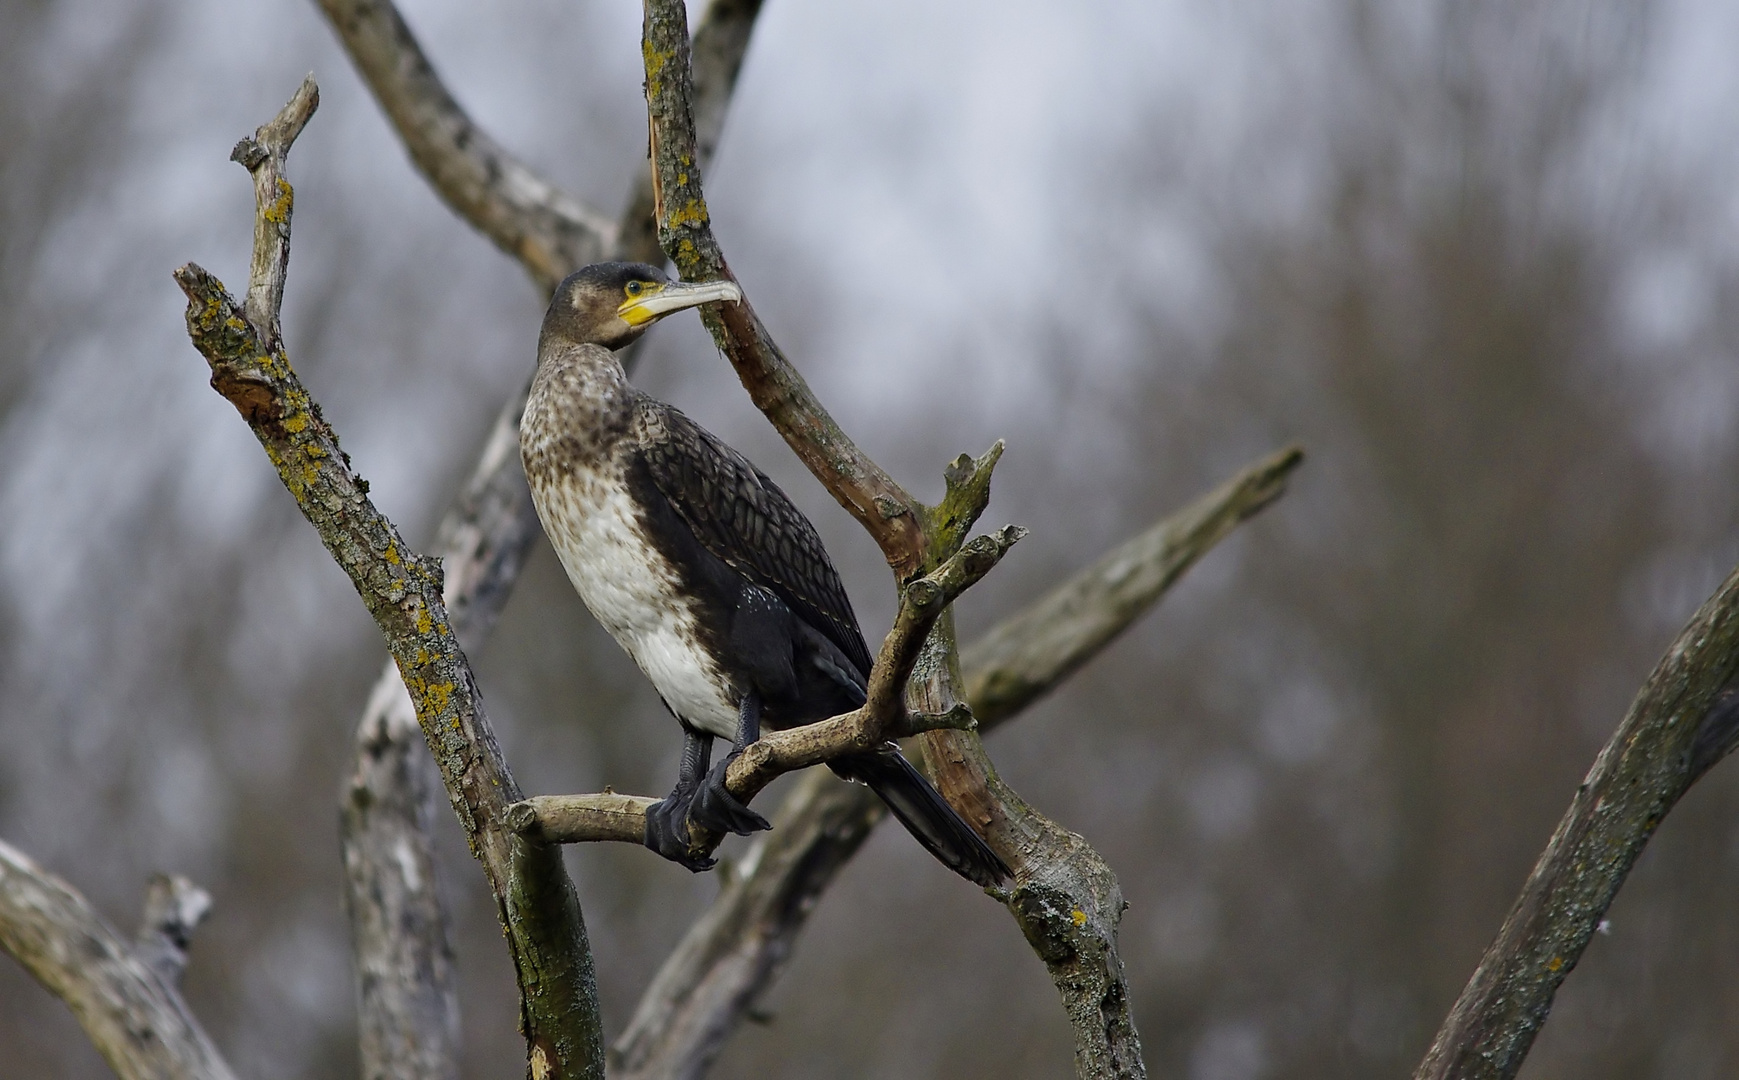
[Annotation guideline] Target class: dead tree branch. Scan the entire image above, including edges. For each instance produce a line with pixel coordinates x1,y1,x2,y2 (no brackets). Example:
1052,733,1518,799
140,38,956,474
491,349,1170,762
318,3,768,1073
1414,561,1739,1080
966,444,1303,725
0,841,237,1080
316,0,615,294
343,677,461,1080
177,81,605,1080
639,6,1147,1073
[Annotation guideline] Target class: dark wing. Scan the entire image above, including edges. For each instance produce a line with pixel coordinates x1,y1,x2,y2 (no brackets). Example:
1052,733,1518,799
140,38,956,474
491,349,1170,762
635,401,874,677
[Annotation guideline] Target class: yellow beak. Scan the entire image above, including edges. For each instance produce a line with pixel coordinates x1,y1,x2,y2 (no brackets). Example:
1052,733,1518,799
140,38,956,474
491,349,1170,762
618,278,743,326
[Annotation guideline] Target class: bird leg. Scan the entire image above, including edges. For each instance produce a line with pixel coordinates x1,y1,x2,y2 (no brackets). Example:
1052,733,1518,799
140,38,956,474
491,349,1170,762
689,692,773,838
644,725,720,871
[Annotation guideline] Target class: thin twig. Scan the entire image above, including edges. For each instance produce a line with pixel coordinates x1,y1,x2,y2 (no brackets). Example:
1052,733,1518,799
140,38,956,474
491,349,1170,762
0,841,238,1080
176,80,604,1080
1413,562,1739,1080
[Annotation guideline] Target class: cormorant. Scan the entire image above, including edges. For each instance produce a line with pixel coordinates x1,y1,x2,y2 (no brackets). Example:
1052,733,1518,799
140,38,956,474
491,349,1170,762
520,262,1008,887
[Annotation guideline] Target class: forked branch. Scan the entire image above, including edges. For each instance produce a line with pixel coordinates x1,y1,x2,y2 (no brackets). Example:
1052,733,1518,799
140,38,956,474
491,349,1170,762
176,81,605,1080
0,841,236,1080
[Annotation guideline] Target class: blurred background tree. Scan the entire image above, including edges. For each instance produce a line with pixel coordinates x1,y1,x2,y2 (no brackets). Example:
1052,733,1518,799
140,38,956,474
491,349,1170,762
1,0,1737,1077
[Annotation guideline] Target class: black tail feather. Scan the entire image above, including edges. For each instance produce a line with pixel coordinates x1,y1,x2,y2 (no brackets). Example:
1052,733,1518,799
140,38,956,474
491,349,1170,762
830,748,1009,887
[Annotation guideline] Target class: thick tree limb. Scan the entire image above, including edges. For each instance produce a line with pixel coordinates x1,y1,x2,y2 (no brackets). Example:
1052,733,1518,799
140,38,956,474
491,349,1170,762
177,82,604,1080
639,9,1148,1074
0,841,238,1080
319,3,769,1072
1413,561,1739,1080
343,676,462,1080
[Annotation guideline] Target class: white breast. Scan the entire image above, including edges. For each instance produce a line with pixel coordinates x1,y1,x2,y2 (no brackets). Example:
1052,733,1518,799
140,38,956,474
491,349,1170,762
531,466,740,740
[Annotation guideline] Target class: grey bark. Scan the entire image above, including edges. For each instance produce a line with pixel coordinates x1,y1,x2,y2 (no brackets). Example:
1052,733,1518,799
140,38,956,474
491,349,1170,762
0,841,238,1080
343,676,462,1080
1413,561,1739,1080
315,0,615,295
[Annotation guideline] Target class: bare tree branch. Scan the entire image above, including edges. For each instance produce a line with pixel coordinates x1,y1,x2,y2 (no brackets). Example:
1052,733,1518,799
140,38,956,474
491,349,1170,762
508,794,660,846
315,0,615,294
339,390,534,1080
965,443,1304,726
176,81,605,1080
615,446,1302,1078
638,8,1147,1073
133,873,212,990
0,841,238,1080
318,3,770,1073
642,4,928,578
343,678,461,1080
617,0,765,267
1413,562,1739,1080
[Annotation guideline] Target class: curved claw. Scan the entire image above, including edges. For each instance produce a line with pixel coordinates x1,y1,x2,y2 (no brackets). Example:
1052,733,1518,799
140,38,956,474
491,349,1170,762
644,794,717,872
690,751,772,836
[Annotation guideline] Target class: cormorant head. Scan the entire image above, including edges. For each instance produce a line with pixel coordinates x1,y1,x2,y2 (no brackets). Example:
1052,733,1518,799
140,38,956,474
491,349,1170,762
541,262,742,352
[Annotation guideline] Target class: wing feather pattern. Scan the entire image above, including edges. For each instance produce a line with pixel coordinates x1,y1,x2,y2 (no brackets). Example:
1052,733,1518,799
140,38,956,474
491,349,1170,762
635,402,874,678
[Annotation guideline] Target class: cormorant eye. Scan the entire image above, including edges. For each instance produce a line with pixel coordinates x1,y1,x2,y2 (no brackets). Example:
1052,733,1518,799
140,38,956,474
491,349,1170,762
626,281,644,297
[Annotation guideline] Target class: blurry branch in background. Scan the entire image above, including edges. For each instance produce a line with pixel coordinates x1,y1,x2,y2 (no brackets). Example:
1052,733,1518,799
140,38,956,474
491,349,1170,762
965,444,1303,725
611,446,1304,1079
176,80,608,1080
1415,564,1739,1080
133,873,213,990
316,1,766,1074
638,3,1149,1074
315,0,615,295
0,841,237,1080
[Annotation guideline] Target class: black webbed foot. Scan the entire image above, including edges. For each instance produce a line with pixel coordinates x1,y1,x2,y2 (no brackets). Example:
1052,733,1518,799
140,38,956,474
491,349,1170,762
690,749,772,836
643,724,719,872
644,789,717,872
